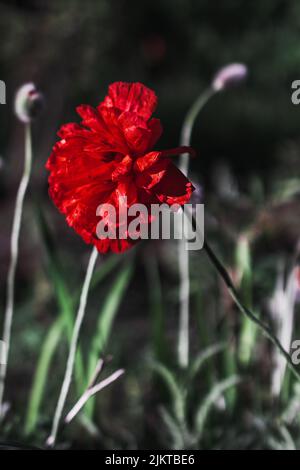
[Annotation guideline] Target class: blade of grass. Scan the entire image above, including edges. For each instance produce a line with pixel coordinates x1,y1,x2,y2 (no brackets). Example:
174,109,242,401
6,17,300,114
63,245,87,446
195,375,241,441
236,235,257,366
24,251,121,437
189,343,226,381
84,262,134,417
47,246,99,447
152,362,185,426
160,406,184,450
35,205,85,391
85,254,121,300
26,205,122,435
187,207,300,384
24,317,64,436
36,207,123,391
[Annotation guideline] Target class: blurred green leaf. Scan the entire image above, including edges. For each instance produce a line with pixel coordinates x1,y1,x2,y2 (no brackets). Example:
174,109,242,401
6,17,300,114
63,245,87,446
85,261,134,416
189,342,226,381
24,317,64,436
236,235,257,366
268,425,296,450
160,406,184,450
273,178,300,203
195,375,241,441
152,362,186,426
27,204,123,435
34,204,85,390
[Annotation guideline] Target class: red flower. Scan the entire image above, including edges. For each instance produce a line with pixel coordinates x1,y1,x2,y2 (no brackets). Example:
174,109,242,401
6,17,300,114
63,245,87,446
46,82,195,253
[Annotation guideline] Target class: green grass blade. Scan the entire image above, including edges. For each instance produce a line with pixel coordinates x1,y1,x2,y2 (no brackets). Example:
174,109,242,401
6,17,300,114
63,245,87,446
84,262,134,416
235,235,257,365
35,205,85,391
160,406,185,450
89,254,120,293
24,317,64,436
189,343,226,381
28,204,123,433
195,375,241,441
152,362,185,425
24,253,122,436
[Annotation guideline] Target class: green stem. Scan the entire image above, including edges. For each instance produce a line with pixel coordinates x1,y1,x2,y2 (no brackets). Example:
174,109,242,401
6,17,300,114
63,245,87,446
0,123,32,418
201,236,300,382
46,246,98,447
179,87,215,173
177,87,215,369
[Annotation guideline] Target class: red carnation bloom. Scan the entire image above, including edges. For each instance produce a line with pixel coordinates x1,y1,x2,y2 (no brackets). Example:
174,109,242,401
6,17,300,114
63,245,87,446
46,82,195,253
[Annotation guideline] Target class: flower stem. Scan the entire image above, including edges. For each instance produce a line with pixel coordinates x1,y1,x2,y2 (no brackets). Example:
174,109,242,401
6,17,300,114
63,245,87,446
179,87,215,173
47,246,98,447
0,123,32,418
191,213,300,382
177,87,215,368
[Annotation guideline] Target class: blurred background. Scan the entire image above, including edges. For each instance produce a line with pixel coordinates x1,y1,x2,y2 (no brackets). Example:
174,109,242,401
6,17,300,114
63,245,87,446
1,0,300,450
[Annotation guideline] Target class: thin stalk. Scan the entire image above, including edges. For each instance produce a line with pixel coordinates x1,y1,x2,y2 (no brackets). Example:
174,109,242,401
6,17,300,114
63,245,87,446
179,87,215,173
65,369,124,424
0,123,32,417
46,246,98,447
177,87,215,368
192,216,300,382
236,235,257,365
177,241,190,368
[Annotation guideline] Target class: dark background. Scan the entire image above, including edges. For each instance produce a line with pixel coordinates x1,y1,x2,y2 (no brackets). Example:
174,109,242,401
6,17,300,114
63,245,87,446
1,0,300,186
1,0,300,449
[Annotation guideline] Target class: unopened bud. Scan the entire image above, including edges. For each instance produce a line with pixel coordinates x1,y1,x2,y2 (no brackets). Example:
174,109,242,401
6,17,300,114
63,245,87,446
212,63,248,92
14,83,44,123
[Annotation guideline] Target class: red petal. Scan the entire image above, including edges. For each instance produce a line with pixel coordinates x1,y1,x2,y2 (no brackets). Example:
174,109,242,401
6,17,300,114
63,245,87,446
134,151,161,173
76,105,104,133
135,151,194,205
135,156,168,190
57,123,90,139
111,155,133,181
147,118,163,148
76,104,130,156
100,82,158,120
153,161,194,205
118,112,162,155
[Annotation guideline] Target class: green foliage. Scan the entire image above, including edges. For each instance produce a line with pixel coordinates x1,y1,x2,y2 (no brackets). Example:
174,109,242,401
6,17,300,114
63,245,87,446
84,262,134,417
24,207,126,436
152,343,232,449
2,0,300,450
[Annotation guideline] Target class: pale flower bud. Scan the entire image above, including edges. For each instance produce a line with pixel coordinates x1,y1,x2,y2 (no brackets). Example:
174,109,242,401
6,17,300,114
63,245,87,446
212,63,248,92
14,83,44,123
